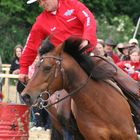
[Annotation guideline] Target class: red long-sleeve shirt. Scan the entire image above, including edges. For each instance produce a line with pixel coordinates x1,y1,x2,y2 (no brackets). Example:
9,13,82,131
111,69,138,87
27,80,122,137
20,0,97,74
117,61,140,81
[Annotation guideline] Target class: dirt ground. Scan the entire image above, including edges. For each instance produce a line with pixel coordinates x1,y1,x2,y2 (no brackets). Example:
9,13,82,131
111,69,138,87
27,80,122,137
29,131,140,140
29,130,50,140
29,132,139,140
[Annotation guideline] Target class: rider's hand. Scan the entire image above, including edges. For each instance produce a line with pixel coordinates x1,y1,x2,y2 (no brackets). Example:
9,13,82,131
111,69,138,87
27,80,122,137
19,74,29,83
79,40,89,51
124,63,135,74
79,40,89,54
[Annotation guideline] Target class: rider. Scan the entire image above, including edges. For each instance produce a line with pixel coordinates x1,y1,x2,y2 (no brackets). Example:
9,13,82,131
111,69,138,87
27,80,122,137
19,0,139,96
19,0,97,82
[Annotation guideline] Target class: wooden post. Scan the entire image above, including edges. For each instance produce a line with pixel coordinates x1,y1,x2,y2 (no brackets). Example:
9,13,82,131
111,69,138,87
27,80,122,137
133,17,140,39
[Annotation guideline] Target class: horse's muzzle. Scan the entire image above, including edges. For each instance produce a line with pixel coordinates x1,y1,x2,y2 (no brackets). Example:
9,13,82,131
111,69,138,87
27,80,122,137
21,94,32,106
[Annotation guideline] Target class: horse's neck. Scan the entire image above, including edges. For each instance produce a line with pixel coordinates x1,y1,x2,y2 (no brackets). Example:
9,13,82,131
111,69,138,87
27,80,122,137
70,80,95,112
65,68,93,106
64,63,88,92
63,54,95,108
63,53,88,90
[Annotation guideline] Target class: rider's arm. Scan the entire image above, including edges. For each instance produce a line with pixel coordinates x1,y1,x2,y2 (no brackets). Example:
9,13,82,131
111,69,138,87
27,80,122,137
73,0,97,51
19,22,46,74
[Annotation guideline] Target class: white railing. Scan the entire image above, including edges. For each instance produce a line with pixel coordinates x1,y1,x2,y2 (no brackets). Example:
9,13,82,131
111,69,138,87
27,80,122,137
0,64,20,103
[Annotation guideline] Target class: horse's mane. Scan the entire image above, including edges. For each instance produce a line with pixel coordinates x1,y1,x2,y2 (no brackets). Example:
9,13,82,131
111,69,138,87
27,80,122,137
63,36,114,81
39,37,55,56
39,36,114,81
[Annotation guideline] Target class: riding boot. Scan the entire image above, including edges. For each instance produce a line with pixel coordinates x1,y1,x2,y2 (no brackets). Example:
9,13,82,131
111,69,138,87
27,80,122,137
91,56,140,96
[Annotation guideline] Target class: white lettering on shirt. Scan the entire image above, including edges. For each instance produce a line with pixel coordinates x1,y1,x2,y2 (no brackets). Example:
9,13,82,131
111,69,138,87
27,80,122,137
82,10,90,26
51,27,56,31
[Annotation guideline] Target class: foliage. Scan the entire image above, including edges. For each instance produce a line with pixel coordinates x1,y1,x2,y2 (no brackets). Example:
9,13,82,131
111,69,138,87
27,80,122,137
0,0,140,63
0,0,41,63
97,15,135,43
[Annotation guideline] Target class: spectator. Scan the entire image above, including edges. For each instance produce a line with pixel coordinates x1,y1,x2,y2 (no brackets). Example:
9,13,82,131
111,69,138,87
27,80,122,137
10,44,23,74
129,38,139,49
117,49,140,82
117,43,134,61
30,106,51,131
9,44,25,103
104,38,120,63
95,39,105,56
95,40,114,62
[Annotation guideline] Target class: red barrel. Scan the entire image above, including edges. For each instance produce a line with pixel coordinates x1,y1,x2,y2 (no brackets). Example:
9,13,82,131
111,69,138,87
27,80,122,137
0,103,30,140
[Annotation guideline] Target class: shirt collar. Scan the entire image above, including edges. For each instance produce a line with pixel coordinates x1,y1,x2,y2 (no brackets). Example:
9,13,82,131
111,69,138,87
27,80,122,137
51,11,57,15
50,2,60,15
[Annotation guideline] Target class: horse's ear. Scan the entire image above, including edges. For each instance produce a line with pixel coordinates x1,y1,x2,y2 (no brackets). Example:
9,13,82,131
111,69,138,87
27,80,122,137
55,42,65,55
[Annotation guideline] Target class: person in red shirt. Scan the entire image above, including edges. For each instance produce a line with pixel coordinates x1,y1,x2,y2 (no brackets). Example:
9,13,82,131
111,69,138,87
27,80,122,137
19,0,97,82
19,0,140,97
117,49,140,81
104,38,120,63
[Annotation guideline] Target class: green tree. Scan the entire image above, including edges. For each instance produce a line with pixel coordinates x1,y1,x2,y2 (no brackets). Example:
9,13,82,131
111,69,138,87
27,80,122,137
96,15,135,43
0,0,41,63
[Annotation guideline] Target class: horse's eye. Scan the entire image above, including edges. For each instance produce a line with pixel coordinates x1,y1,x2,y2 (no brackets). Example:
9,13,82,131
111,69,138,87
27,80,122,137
44,65,52,71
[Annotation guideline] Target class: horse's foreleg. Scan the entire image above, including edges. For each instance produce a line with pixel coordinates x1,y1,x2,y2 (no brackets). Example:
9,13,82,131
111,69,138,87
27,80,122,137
63,129,74,140
51,125,63,140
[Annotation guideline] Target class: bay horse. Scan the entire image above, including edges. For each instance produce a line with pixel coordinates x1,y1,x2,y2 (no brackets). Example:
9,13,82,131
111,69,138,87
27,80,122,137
21,37,137,140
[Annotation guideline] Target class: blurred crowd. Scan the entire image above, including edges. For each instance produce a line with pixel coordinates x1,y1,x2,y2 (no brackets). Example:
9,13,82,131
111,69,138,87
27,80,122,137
95,38,140,81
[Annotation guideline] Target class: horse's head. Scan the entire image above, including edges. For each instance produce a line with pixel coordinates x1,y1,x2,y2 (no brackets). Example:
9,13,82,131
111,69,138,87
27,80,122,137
21,41,66,107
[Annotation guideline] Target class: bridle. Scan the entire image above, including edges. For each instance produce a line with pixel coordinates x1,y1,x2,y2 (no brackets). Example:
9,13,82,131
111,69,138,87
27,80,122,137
40,55,66,90
35,54,92,109
34,54,65,109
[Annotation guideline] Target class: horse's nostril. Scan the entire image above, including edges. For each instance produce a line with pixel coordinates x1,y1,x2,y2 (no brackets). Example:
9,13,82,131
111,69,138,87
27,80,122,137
21,94,32,106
